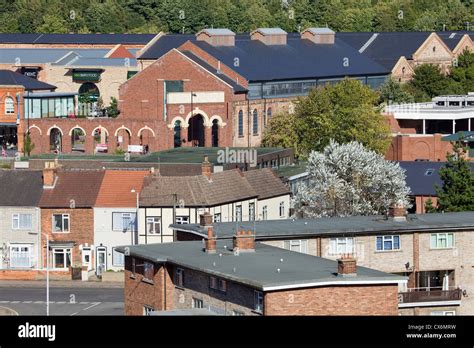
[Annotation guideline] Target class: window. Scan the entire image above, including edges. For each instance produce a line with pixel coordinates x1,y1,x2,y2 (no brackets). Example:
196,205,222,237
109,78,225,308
254,290,263,313
262,206,268,220
210,276,227,292
175,268,184,287
143,306,154,316
12,213,33,230
112,247,124,267
9,245,32,268
5,96,14,114
143,261,154,281
53,214,69,233
213,213,221,223
376,235,400,251
267,107,272,121
52,248,71,269
175,216,189,224
192,298,204,309
283,240,308,254
329,237,354,255
146,217,160,234
252,109,258,135
82,247,91,267
424,169,435,176
279,202,285,217
112,212,136,232
430,233,454,249
238,110,244,137
249,202,255,221
235,205,242,222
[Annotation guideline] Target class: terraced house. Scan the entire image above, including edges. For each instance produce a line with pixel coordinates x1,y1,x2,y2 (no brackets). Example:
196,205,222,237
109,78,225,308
0,170,43,275
172,209,474,315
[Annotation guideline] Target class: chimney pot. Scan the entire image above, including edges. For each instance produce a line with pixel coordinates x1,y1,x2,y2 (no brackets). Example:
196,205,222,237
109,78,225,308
199,211,213,226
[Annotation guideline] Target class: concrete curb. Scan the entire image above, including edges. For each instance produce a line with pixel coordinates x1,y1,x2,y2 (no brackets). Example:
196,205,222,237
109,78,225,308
0,306,19,315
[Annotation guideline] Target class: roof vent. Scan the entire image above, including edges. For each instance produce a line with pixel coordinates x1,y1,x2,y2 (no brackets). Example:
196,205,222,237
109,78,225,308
301,27,335,44
196,28,235,46
250,28,287,45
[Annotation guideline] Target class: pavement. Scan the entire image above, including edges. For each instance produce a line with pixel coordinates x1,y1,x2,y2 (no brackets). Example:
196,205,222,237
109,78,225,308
0,281,124,316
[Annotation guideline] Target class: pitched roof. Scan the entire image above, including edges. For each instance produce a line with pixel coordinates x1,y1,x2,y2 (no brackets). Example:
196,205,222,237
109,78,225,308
0,70,56,91
0,33,155,45
117,241,404,291
140,169,258,207
171,212,474,240
0,48,110,64
139,33,390,81
198,29,235,36
39,170,105,208
242,168,290,199
0,170,43,206
399,161,474,196
95,170,149,207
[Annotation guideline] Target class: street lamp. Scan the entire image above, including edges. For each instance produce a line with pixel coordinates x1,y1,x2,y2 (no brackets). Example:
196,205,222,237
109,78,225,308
131,189,139,244
41,233,50,316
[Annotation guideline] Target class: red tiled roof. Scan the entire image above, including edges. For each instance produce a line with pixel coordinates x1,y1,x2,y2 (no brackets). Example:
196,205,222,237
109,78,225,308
95,170,149,207
39,170,105,208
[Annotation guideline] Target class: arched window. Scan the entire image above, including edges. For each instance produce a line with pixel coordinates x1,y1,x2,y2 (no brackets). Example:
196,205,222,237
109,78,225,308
432,46,436,53
267,107,272,120
402,67,406,75
238,110,243,137
5,97,14,114
252,109,258,135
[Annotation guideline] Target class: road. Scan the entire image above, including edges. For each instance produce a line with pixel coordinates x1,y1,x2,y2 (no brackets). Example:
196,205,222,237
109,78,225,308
0,286,124,316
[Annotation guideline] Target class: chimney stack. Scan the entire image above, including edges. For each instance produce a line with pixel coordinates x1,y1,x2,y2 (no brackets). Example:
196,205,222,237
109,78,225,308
43,161,58,188
200,211,213,227
388,202,407,222
196,28,236,46
201,155,212,180
200,212,216,253
337,254,357,276
233,230,255,253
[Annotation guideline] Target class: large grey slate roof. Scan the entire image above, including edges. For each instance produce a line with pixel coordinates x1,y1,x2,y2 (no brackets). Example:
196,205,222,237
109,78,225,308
0,70,56,90
0,170,43,206
170,212,474,240
117,241,404,290
0,33,155,45
0,48,110,64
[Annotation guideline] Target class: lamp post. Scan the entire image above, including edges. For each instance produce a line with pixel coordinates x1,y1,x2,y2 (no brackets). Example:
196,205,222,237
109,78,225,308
131,189,139,245
41,233,50,316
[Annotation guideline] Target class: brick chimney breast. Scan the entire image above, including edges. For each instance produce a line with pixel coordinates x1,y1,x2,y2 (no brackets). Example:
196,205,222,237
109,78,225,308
201,155,213,180
233,230,255,253
42,161,58,188
205,226,216,253
388,202,407,222
337,254,357,276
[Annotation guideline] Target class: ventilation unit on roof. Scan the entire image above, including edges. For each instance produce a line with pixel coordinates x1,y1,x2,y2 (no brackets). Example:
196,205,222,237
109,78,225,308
300,28,335,44
250,28,287,45
196,28,235,46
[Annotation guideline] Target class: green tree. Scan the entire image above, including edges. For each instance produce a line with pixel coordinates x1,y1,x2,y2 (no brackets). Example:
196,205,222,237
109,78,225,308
424,198,438,213
436,140,474,212
23,133,35,157
106,97,120,118
262,111,300,156
37,14,69,33
409,64,449,100
378,78,415,104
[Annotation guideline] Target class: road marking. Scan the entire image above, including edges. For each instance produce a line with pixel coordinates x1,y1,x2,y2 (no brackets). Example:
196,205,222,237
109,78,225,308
70,312,79,316
79,302,90,304
0,300,9,303
23,301,32,303
34,301,44,303
10,301,20,304
56,301,66,304
83,302,100,311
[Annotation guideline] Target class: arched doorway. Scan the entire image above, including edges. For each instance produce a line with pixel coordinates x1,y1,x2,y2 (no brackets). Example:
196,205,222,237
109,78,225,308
188,114,205,147
49,128,62,153
93,127,109,154
139,128,154,154
116,128,131,151
71,128,85,152
78,82,100,117
212,119,219,147
174,120,182,148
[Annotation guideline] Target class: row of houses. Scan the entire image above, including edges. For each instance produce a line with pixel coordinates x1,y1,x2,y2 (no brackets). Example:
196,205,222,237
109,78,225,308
121,209,474,316
0,160,291,279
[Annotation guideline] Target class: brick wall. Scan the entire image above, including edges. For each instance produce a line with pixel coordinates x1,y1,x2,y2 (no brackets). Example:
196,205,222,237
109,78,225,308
40,208,94,266
385,134,452,161
264,284,398,315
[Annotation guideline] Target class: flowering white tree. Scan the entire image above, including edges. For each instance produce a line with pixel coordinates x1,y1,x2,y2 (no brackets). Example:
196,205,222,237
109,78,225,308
293,141,411,218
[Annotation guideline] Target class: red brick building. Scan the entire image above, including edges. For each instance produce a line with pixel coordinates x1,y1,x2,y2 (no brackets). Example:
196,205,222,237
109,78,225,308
120,213,404,316
39,162,104,277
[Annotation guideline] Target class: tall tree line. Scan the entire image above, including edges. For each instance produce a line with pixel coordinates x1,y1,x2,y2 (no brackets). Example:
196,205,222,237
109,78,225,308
0,0,473,34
